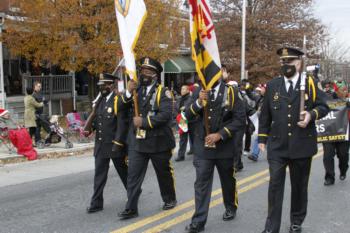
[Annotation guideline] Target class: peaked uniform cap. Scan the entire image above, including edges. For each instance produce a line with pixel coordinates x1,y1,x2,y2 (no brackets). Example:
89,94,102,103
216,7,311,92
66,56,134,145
97,73,119,85
139,57,163,73
277,47,304,59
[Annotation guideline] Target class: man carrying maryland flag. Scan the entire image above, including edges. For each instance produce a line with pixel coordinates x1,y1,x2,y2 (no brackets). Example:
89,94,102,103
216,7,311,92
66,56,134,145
184,1,246,232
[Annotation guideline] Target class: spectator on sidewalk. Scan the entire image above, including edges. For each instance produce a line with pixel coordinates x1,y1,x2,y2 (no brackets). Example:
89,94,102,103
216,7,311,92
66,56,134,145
32,81,45,143
24,87,44,144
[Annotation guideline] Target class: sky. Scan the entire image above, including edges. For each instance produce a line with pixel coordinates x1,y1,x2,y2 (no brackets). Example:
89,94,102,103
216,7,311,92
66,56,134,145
313,0,350,59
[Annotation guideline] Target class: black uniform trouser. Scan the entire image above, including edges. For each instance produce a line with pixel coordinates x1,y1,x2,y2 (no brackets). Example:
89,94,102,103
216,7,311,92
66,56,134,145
177,132,189,158
191,158,237,225
234,129,245,169
265,157,312,233
188,122,196,152
90,156,128,208
322,141,349,180
126,150,176,211
244,125,252,152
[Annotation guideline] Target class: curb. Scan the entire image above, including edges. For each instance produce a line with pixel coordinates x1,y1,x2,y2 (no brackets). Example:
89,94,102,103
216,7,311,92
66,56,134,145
0,144,94,166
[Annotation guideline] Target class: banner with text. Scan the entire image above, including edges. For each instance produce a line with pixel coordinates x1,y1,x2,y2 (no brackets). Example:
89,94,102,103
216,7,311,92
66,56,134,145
316,100,349,143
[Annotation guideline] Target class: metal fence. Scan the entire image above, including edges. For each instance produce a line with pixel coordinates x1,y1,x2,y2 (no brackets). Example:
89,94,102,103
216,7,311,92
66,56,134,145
23,74,74,98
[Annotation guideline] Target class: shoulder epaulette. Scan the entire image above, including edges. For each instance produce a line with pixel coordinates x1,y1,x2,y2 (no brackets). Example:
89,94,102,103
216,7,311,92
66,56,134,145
308,76,316,102
228,86,235,108
156,85,163,107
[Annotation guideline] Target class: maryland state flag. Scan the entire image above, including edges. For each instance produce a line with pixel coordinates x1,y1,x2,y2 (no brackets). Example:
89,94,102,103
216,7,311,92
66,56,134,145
188,0,222,90
114,0,147,81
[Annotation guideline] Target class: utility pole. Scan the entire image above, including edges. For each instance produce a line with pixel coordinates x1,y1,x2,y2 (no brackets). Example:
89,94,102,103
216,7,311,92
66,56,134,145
0,12,5,109
241,0,247,81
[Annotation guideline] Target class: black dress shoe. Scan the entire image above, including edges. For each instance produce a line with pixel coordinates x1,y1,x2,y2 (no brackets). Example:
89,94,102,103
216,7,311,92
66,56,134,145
324,178,335,186
163,200,177,210
185,223,204,233
235,165,244,172
86,206,103,213
247,154,258,162
187,150,194,155
340,174,346,180
175,157,185,162
289,224,302,233
222,209,236,221
118,209,138,220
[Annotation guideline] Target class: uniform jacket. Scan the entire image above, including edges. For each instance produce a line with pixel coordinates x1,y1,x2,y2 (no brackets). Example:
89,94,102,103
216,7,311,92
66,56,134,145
185,82,246,159
175,93,192,114
24,95,44,128
92,92,126,158
118,83,176,154
258,76,329,160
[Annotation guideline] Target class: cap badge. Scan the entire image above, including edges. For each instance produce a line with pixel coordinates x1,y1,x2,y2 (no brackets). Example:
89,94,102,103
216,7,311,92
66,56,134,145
282,48,288,57
145,57,149,65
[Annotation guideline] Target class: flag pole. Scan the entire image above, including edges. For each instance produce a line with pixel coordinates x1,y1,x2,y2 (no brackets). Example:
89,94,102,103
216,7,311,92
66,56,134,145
241,0,247,81
133,89,139,117
197,30,211,138
300,35,307,121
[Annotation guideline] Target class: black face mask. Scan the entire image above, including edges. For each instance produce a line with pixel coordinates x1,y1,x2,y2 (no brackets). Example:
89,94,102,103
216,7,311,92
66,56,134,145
99,86,111,97
281,64,296,78
140,74,157,86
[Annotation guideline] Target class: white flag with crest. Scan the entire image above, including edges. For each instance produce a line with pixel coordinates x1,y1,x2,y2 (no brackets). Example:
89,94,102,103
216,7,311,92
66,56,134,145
115,0,147,81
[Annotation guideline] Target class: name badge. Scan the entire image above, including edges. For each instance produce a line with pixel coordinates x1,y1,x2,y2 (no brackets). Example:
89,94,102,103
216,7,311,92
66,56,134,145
136,128,146,139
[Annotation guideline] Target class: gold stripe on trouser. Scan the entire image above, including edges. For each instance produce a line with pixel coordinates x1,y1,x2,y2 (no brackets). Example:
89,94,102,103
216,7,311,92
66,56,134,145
124,155,129,166
233,166,238,208
169,160,176,192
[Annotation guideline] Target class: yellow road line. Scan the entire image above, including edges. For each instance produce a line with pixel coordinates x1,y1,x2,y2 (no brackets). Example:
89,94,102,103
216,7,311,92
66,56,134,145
143,176,271,233
111,169,269,233
112,150,323,233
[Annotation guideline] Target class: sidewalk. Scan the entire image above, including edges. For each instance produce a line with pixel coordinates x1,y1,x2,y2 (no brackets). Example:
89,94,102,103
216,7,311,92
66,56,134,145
0,141,94,165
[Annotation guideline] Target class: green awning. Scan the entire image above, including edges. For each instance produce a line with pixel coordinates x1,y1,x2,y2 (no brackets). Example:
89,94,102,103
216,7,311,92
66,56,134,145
164,57,196,74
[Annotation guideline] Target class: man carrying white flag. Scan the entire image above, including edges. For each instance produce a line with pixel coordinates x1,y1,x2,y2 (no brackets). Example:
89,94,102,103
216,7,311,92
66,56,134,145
114,0,147,81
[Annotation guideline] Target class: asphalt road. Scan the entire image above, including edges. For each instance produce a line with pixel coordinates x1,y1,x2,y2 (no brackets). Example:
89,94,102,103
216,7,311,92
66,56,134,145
0,150,349,233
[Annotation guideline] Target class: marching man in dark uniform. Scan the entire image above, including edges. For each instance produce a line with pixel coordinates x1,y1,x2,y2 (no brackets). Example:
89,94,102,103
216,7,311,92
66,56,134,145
259,47,329,233
117,57,177,219
175,84,193,162
184,80,246,233
86,73,128,213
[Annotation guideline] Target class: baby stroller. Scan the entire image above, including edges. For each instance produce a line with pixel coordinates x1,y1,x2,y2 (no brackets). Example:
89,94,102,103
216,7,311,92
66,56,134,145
0,109,37,160
0,125,16,154
36,114,73,149
66,112,92,143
